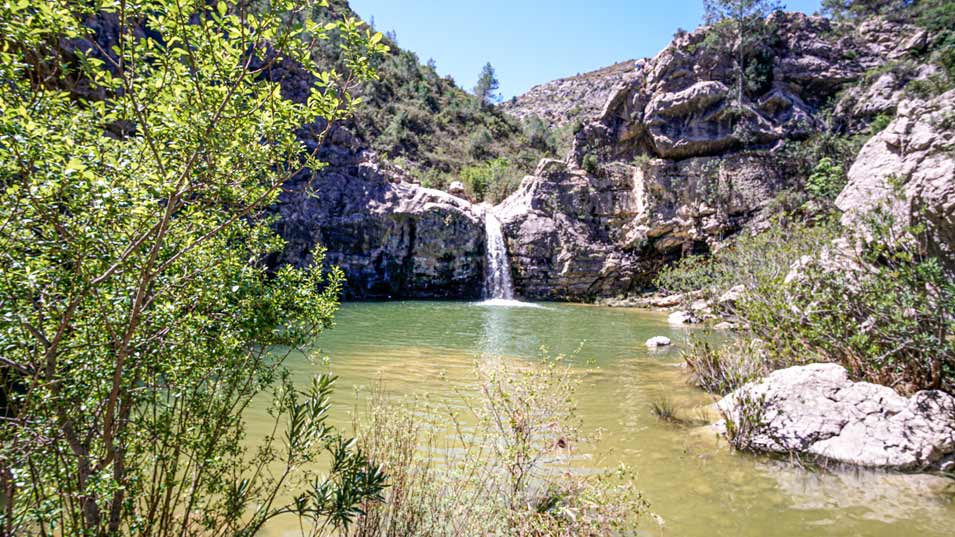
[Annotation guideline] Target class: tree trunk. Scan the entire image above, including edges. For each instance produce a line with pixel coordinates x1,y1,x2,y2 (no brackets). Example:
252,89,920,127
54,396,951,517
737,17,744,107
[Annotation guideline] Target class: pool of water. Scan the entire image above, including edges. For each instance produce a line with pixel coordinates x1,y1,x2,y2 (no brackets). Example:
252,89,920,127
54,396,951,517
252,301,955,536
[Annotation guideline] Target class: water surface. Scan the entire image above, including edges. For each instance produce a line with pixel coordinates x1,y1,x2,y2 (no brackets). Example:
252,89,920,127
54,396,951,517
254,301,955,536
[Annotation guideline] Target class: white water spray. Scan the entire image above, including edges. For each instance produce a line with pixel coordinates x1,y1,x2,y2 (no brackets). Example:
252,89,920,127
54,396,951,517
482,211,515,301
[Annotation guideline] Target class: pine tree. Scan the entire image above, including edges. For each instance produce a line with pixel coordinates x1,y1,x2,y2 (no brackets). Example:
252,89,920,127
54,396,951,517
474,62,501,107
703,0,784,106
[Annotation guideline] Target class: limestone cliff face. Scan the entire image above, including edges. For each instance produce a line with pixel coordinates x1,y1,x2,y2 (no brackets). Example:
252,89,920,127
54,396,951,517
837,90,955,270
498,12,925,301
273,129,486,300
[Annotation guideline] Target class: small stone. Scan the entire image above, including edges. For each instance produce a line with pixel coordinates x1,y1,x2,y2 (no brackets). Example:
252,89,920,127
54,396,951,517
448,181,467,198
646,336,672,348
668,310,700,325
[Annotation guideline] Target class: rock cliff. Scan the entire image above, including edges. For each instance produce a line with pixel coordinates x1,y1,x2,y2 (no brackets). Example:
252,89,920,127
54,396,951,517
498,12,925,301
836,90,955,270
273,129,486,300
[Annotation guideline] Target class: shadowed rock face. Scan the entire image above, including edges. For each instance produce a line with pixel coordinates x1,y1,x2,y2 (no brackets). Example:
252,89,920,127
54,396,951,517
496,12,924,301
717,364,955,472
273,129,486,300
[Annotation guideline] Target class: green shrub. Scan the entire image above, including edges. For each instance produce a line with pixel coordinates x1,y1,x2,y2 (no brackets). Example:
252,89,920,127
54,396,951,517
467,127,494,159
758,209,955,393
916,0,955,81
582,153,600,175
0,2,389,534
459,157,521,203
683,336,773,395
523,114,557,152
632,153,653,171
869,113,893,134
656,217,842,308
662,204,955,394
806,157,848,200
905,73,952,99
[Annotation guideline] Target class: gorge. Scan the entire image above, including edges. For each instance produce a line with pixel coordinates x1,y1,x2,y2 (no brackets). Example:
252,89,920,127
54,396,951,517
272,10,954,303
4,1,955,536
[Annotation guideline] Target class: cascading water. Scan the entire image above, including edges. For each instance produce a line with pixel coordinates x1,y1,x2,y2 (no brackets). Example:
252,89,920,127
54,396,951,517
482,211,516,300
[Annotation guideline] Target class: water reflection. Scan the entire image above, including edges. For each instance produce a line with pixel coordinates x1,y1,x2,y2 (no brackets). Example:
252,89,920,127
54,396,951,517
477,301,513,358
760,460,955,527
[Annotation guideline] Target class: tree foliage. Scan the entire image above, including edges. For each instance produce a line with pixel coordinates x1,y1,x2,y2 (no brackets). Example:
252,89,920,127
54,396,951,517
658,206,955,394
474,62,501,107
703,0,784,105
0,0,390,534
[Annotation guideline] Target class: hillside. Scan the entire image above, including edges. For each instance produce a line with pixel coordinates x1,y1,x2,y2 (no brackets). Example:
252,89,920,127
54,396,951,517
304,1,558,202
496,6,955,300
500,59,641,129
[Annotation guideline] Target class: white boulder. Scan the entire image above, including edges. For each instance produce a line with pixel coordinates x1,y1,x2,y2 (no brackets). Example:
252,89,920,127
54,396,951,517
646,336,672,348
717,364,955,471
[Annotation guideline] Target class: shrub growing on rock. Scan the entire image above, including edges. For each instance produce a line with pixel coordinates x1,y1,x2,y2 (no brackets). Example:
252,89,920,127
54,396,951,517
764,209,955,393
661,204,955,394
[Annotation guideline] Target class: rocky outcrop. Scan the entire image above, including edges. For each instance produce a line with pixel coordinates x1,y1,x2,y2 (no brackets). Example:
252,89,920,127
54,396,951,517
836,90,955,271
498,150,789,300
576,13,921,164
274,128,486,299
500,60,640,128
717,364,955,471
496,13,922,301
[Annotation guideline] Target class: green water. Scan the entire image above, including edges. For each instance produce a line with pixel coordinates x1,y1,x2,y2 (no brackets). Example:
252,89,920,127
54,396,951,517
253,301,955,536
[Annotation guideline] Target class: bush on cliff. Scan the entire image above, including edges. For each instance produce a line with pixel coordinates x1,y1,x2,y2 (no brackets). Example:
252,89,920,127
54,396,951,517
459,158,525,204
760,209,955,394
0,1,388,534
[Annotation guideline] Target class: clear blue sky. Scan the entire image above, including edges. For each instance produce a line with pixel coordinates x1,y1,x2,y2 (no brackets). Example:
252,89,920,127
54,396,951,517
349,0,823,99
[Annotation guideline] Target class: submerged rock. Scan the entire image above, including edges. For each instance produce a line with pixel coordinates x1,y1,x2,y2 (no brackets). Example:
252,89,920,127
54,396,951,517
717,364,955,472
646,336,673,348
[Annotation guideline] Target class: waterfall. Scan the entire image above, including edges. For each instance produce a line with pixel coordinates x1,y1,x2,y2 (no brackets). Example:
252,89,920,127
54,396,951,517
483,211,515,300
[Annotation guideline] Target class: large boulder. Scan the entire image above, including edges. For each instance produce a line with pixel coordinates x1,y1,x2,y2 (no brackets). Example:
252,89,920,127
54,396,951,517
836,90,955,270
717,364,955,471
